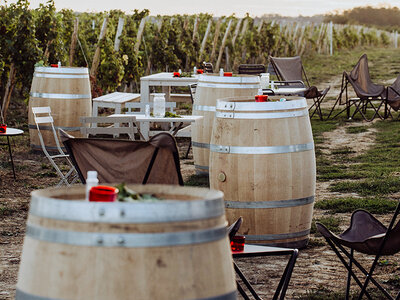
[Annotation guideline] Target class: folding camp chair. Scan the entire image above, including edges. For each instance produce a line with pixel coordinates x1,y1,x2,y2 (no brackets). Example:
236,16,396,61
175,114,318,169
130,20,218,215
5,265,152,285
60,130,183,185
238,64,266,75
269,56,330,120
328,54,386,122
316,201,400,300
32,107,79,186
203,62,214,73
384,75,400,120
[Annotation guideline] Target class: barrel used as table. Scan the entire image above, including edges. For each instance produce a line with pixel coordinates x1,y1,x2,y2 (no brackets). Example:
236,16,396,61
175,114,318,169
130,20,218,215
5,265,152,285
28,67,92,152
192,74,260,175
209,96,316,248
16,185,236,300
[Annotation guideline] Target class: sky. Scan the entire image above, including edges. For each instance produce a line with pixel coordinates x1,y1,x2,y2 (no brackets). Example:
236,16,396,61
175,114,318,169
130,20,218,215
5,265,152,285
2,0,400,17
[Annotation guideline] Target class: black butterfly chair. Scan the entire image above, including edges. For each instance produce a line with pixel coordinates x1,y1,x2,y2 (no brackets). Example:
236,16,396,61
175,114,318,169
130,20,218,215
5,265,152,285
316,201,400,300
328,54,386,121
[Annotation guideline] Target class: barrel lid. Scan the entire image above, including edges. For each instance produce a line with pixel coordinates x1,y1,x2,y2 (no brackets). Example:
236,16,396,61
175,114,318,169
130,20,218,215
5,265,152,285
34,67,89,74
30,184,225,223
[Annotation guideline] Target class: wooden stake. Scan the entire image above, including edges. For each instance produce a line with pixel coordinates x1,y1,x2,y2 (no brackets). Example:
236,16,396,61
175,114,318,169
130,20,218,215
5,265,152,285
134,17,147,55
2,62,16,121
199,19,212,62
215,19,233,71
192,16,199,43
69,17,79,66
231,19,242,46
210,18,222,63
114,17,125,52
90,17,108,77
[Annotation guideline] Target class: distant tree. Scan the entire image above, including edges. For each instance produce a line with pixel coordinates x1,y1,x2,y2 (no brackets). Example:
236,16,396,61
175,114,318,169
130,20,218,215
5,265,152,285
325,6,400,31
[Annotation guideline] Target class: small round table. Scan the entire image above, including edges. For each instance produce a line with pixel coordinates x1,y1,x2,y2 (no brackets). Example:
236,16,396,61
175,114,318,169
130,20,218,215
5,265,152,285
0,128,24,179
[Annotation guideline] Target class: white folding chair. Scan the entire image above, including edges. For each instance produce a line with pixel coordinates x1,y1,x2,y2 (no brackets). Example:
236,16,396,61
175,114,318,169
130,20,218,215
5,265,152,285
32,106,79,187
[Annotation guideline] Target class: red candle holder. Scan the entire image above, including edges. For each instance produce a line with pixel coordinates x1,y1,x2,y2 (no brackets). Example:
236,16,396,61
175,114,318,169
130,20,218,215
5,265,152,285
224,72,233,77
231,235,245,252
173,72,181,77
196,69,204,74
89,186,118,202
255,95,268,102
0,124,7,133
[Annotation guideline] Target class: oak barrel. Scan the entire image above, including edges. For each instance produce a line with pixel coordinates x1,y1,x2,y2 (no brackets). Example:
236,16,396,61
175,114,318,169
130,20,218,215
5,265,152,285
209,96,316,248
16,185,236,300
28,67,92,152
192,74,260,175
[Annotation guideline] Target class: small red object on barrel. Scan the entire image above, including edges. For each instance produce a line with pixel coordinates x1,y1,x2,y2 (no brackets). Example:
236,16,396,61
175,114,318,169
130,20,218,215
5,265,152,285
224,72,232,77
196,69,204,74
173,72,181,77
255,95,268,102
231,235,245,251
0,124,6,134
50,64,59,68
89,186,118,202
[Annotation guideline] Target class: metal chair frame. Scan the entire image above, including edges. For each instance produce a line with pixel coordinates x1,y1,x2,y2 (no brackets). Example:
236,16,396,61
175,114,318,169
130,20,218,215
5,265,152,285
317,202,400,300
32,106,79,186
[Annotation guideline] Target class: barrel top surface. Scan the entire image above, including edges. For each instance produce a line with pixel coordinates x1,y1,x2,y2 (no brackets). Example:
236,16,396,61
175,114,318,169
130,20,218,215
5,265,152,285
34,67,89,74
198,73,260,84
30,184,225,223
216,96,307,111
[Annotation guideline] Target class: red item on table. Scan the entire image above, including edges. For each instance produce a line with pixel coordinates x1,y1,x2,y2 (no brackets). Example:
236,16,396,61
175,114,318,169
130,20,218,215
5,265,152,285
224,72,233,77
197,69,204,74
231,235,245,251
173,72,181,77
89,186,118,202
255,95,268,102
50,64,59,68
0,124,6,133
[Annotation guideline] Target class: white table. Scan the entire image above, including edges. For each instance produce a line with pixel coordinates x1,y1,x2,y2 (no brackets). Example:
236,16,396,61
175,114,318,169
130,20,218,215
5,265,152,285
92,92,140,117
140,73,198,138
109,114,203,140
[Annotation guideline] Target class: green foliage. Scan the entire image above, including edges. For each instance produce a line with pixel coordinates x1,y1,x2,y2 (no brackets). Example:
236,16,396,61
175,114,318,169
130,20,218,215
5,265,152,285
311,216,342,235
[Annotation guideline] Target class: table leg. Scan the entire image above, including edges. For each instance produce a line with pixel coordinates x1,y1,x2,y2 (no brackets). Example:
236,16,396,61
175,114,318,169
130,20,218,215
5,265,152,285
7,136,16,179
140,80,150,139
234,262,262,300
272,249,298,300
92,101,99,128
114,104,121,138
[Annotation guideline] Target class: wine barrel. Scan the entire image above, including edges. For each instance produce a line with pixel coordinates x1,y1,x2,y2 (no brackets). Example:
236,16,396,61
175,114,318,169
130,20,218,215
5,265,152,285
16,185,236,300
209,96,316,248
192,74,260,175
28,67,92,152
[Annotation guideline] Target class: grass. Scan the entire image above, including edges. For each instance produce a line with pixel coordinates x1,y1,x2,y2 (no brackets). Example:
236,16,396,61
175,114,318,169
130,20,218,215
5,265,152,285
296,286,385,300
346,126,369,134
311,216,342,235
184,174,209,187
315,197,397,214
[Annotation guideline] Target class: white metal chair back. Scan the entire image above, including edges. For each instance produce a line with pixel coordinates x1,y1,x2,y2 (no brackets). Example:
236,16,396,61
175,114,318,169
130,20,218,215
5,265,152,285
32,106,79,186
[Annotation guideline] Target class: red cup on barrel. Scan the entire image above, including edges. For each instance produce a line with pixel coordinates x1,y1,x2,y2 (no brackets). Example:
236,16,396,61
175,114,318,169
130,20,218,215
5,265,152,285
224,72,233,77
231,235,245,252
0,124,7,133
50,64,59,68
89,186,118,202
197,69,204,74
255,95,268,102
173,72,181,77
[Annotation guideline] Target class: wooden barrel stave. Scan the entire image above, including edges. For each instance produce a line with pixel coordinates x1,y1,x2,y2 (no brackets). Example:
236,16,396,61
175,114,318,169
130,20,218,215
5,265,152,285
17,185,237,300
210,96,316,248
192,74,260,174
28,67,92,152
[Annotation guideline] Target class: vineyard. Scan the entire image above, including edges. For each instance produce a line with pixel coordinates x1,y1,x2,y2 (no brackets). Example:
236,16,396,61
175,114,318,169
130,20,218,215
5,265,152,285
0,0,399,119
